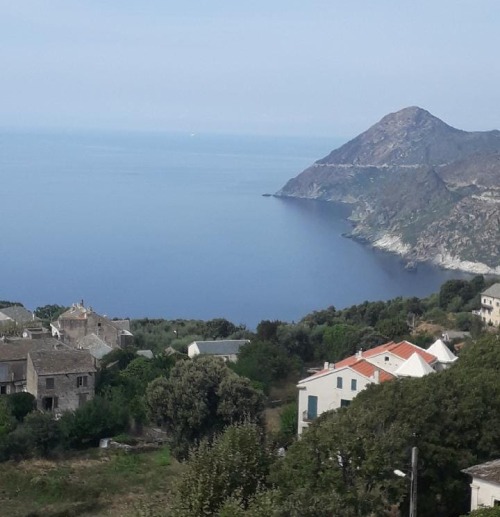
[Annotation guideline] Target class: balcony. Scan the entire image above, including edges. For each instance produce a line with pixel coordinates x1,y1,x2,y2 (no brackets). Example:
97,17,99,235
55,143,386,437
302,410,316,422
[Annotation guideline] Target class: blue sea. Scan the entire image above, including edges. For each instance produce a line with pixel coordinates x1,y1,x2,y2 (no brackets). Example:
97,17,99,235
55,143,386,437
0,130,471,327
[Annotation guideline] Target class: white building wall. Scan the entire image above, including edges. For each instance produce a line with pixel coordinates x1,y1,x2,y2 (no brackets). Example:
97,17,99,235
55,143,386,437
470,478,500,509
297,368,373,435
366,352,405,373
187,343,200,359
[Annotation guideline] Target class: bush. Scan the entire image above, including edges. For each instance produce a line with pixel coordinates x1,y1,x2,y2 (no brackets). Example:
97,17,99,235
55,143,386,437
60,396,129,449
7,392,36,421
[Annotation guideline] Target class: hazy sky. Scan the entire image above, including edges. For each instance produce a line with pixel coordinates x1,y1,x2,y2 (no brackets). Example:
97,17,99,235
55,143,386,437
1,1,499,137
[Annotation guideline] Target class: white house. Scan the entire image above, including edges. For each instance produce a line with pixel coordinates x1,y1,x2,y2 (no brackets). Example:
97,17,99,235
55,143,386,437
477,283,500,326
297,341,441,435
463,459,500,509
187,339,250,362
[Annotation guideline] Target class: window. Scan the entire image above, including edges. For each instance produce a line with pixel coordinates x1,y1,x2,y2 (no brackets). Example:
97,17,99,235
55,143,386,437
45,377,54,389
351,379,357,391
336,377,343,389
307,395,318,420
76,376,88,388
0,385,6,395
384,356,389,362
340,399,351,408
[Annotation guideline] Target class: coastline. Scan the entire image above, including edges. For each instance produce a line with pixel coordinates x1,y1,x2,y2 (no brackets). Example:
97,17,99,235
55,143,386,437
370,231,500,276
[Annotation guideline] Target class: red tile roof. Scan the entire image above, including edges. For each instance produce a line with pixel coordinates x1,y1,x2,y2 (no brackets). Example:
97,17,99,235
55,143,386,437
301,357,394,384
363,340,436,364
350,359,394,383
301,340,436,383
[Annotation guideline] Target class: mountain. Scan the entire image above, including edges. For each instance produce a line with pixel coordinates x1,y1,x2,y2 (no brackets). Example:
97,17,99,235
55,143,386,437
277,107,500,274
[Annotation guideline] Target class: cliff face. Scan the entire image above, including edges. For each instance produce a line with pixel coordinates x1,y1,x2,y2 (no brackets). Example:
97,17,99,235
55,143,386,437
277,107,500,273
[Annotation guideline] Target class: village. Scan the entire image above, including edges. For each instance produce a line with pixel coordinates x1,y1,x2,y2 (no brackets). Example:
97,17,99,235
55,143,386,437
1,280,500,515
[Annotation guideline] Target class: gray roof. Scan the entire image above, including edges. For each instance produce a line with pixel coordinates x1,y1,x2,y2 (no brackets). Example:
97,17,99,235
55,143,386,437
483,283,500,299
0,338,67,362
193,340,250,356
463,459,500,484
29,349,96,375
0,306,39,324
77,334,113,360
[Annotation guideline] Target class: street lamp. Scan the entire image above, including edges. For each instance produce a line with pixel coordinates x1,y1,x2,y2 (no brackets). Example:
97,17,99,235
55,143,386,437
393,446,418,517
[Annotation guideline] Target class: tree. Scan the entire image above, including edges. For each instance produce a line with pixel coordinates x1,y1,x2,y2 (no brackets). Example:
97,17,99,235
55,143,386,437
0,397,16,438
256,320,283,342
34,304,67,323
170,423,272,516
320,324,361,362
375,317,409,340
204,318,238,339
59,396,128,448
278,401,298,445
439,279,473,310
232,340,293,393
7,392,35,421
22,411,61,457
145,357,265,459
276,324,313,361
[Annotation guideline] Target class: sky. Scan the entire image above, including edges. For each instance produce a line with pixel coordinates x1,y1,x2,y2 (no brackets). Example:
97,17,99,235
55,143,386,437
1,1,499,138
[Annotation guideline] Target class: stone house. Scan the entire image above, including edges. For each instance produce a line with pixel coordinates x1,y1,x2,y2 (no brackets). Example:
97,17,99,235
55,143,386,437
463,459,500,509
27,349,96,413
187,339,250,362
477,283,500,326
50,302,133,349
297,340,453,435
0,337,67,395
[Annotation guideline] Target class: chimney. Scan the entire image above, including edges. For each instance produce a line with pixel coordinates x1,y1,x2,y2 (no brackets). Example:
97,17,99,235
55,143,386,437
373,369,380,384
356,348,363,359
324,362,329,370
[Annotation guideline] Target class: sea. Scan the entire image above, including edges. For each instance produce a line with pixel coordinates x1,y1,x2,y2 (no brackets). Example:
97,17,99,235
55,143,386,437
0,130,472,328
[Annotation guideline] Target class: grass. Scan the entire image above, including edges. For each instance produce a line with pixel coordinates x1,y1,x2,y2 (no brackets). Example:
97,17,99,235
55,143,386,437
0,446,183,516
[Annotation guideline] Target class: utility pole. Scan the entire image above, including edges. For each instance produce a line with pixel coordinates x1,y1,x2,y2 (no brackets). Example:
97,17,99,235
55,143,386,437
409,446,418,517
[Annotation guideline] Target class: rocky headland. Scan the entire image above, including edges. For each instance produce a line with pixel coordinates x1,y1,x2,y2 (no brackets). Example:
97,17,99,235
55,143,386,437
276,107,500,274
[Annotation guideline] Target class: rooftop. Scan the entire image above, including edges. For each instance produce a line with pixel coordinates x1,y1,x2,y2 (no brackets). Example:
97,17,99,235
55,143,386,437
463,459,500,484
191,340,250,356
0,338,67,362
426,339,458,363
77,334,113,360
482,283,500,299
29,349,96,375
394,352,436,378
363,340,436,364
0,306,39,324
299,340,438,384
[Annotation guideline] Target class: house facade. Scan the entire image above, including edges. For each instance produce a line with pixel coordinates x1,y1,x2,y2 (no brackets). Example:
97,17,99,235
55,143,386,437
297,340,451,435
298,356,394,434
477,283,500,326
187,340,250,362
463,459,500,509
50,302,133,349
27,349,96,413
